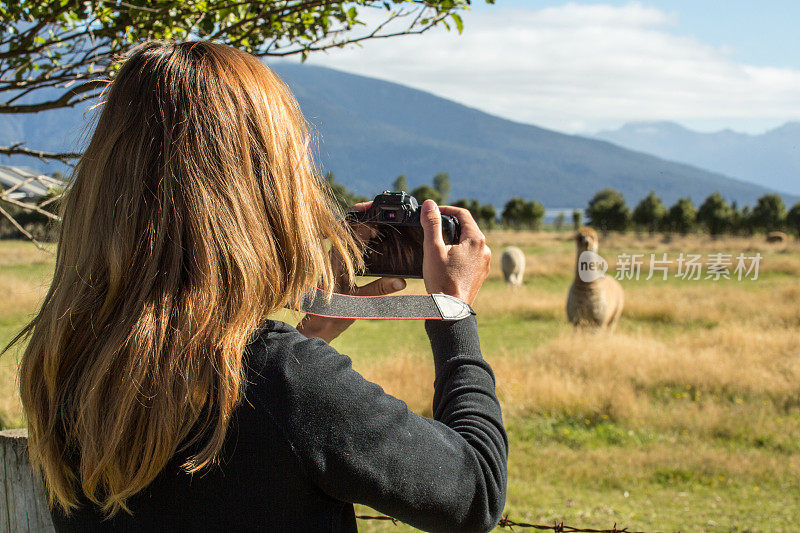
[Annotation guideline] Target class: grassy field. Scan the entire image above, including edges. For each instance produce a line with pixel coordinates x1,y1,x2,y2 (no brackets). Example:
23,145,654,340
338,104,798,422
1,232,799,532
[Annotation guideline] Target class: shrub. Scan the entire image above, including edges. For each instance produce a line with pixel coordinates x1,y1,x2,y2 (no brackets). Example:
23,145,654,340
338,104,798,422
586,188,630,232
665,197,696,235
697,192,733,236
632,191,666,234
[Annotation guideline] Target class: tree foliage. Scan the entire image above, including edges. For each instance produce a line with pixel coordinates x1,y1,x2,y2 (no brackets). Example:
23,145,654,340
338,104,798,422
409,171,454,206
432,171,451,203
697,192,732,236
553,212,565,231
501,197,525,229
0,0,484,163
749,194,786,232
410,184,442,205
572,209,582,231
452,198,496,228
787,202,800,237
586,188,630,232
729,202,752,236
502,197,544,229
664,197,696,235
522,200,545,230
392,174,408,192
325,172,367,211
478,203,497,229
632,191,666,234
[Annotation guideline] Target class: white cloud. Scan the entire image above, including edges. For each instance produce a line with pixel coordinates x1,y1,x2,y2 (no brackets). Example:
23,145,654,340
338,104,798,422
291,2,800,134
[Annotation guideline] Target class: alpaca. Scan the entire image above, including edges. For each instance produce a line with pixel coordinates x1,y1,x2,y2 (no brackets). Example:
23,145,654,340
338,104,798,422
566,227,624,329
501,246,525,285
766,231,788,243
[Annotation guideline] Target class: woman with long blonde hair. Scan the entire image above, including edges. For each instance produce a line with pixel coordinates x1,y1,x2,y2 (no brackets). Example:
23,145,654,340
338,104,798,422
17,41,506,532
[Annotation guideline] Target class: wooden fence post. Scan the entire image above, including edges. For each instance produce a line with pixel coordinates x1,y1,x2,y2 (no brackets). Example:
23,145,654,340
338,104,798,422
1,429,55,533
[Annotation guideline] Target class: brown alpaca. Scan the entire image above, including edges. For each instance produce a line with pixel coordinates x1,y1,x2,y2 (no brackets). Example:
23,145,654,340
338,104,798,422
566,227,624,329
766,231,788,243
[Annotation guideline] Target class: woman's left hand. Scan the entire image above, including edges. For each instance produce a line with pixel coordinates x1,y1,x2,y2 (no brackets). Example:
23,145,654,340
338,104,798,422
296,201,406,343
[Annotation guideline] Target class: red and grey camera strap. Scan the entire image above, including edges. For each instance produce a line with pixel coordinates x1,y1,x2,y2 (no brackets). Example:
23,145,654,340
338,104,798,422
299,287,475,321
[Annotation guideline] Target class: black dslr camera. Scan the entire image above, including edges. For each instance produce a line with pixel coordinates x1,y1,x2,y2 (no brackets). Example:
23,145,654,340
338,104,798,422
346,191,461,278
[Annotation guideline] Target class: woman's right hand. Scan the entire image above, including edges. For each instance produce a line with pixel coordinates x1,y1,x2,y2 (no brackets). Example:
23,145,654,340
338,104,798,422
420,200,491,306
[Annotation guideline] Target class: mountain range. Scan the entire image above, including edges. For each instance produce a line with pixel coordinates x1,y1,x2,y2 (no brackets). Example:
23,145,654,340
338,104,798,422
1,63,795,208
272,63,795,207
595,121,800,197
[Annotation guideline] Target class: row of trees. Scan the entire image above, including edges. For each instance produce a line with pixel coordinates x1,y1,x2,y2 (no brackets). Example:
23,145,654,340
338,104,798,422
325,173,800,236
588,188,800,236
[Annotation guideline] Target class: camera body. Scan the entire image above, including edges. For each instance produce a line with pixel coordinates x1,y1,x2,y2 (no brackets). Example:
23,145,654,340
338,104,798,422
346,191,461,278
346,191,460,244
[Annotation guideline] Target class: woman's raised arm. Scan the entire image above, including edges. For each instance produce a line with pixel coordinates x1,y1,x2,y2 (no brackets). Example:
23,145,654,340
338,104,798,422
248,317,507,533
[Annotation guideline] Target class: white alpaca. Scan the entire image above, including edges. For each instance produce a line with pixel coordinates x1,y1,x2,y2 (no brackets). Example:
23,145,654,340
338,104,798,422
501,247,525,286
566,227,624,329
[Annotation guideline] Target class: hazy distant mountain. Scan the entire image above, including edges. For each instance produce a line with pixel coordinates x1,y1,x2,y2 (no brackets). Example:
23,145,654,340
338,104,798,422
1,64,793,207
595,121,800,196
272,64,792,206
0,98,90,177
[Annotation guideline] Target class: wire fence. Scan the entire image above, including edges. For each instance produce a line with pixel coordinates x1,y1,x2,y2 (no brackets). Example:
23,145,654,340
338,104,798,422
356,514,655,533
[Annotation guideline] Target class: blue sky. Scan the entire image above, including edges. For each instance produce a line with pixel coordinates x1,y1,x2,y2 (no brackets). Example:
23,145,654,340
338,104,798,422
474,0,800,69
298,1,800,134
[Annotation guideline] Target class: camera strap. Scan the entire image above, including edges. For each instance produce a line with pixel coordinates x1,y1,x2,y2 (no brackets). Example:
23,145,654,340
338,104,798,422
299,287,475,321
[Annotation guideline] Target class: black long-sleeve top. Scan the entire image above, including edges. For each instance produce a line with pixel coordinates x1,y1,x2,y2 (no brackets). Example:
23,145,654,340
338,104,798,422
51,316,508,532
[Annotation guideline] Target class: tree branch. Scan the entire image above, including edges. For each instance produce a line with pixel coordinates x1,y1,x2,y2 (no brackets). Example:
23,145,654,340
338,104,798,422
0,81,106,114
0,144,81,163
0,203,50,252
259,8,446,57
0,195,61,221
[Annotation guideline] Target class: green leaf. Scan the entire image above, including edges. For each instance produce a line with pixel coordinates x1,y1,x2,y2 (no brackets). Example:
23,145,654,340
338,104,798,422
200,17,215,35
451,13,463,33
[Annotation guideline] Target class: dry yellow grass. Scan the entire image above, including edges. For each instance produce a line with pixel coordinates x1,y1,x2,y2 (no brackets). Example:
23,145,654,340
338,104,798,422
358,323,800,428
358,231,800,423
488,230,800,278
0,242,55,426
352,230,800,531
1,232,799,531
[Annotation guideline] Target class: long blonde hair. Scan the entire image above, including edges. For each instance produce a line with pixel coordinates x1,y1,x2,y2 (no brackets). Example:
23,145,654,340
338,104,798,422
16,41,361,516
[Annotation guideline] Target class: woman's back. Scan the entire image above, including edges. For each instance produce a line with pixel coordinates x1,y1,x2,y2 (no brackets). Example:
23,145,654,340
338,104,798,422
52,319,506,532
